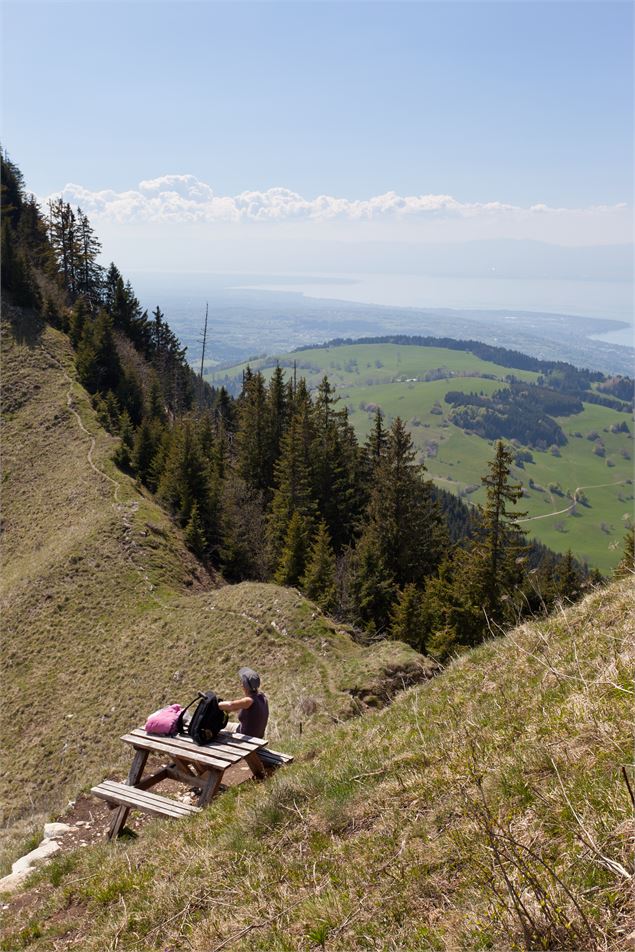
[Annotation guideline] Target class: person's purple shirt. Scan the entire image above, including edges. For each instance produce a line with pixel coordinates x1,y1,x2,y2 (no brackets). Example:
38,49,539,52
237,692,268,738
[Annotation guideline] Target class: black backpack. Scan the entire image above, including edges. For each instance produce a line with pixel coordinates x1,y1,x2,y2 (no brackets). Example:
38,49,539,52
177,691,229,745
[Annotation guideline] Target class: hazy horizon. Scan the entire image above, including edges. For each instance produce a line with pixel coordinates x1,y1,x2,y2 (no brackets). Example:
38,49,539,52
3,0,632,368
4,0,632,314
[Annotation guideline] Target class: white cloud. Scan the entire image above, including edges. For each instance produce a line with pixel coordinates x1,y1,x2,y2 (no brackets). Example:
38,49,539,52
41,175,629,229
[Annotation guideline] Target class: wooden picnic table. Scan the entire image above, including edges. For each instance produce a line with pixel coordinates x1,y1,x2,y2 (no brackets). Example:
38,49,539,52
92,727,269,839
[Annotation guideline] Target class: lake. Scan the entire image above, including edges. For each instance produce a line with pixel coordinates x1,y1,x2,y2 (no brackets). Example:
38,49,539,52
233,271,634,327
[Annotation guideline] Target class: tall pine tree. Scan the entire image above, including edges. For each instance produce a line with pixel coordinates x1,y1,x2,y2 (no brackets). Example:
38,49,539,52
390,582,426,649
268,395,317,564
469,440,527,619
358,417,447,587
301,521,337,612
351,530,397,634
236,370,271,492
274,510,310,587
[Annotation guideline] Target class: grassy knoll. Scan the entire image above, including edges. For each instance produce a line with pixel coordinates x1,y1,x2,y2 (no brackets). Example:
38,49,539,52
215,343,633,572
3,579,632,950
209,342,540,389
0,312,426,829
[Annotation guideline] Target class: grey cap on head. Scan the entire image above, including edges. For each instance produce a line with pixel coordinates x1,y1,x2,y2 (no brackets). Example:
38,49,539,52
239,667,261,692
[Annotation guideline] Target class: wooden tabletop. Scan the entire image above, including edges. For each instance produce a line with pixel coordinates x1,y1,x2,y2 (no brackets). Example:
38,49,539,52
121,728,267,770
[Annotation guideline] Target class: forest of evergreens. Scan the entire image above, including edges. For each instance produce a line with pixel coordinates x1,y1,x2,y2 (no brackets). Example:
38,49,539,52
4,149,631,660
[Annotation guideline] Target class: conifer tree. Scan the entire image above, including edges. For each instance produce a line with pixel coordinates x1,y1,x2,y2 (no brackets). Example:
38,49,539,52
158,421,210,526
103,391,122,429
68,297,90,347
184,501,207,559
1,150,25,228
147,376,166,421
351,531,397,633
132,418,161,484
554,549,582,600
113,410,134,470
274,510,310,587
301,521,337,612
236,371,270,491
311,377,360,549
43,297,63,330
291,375,310,415
358,417,447,587
117,369,144,425
147,426,171,493
194,410,216,463
365,407,388,469
219,477,268,581
75,208,103,304
268,399,317,562
469,440,527,618
48,197,80,296
104,263,148,347
3,238,41,307
75,311,121,394
389,583,426,649
421,555,484,658
1,193,42,308
267,365,288,471
215,386,235,431
17,194,55,279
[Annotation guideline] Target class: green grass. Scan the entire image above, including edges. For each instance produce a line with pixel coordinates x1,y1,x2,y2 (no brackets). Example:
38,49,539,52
1,314,427,830
209,342,539,388
0,816,47,877
3,580,632,950
216,343,633,571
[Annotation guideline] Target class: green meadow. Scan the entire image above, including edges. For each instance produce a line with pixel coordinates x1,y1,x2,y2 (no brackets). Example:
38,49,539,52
215,343,634,572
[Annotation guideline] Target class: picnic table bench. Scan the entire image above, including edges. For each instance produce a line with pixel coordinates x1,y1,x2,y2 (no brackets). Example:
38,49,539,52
92,726,292,839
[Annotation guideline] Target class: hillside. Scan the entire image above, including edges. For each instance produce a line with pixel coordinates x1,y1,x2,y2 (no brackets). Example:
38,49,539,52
213,342,634,572
2,307,632,951
2,578,632,950
0,310,427,825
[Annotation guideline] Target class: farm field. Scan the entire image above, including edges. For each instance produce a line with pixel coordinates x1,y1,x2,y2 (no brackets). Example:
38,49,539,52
215,343,634,572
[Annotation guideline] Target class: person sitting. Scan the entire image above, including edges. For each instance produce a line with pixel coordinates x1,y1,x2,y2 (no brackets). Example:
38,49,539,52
219,667,269,738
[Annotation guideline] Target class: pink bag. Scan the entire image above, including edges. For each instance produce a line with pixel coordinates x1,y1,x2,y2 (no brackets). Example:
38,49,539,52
144,703,183,735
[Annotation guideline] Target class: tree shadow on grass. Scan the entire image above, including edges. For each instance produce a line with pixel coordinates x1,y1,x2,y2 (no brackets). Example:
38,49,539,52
5,303,45,348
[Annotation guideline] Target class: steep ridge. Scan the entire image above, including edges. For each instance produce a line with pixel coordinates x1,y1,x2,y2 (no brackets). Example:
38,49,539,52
0,310,428,825
2,579,632,950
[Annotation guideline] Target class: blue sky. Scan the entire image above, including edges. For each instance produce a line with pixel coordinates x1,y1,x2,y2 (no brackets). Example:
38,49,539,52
1,1,632,275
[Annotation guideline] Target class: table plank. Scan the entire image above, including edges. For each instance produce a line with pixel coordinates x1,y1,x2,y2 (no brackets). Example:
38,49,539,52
128,730,243,764
170,729,267,752
172,736,256,761
218,729,267,748
121,733,230,770
93,781,200,818
258,748,294,765
99,780,190,815
126,727,267,758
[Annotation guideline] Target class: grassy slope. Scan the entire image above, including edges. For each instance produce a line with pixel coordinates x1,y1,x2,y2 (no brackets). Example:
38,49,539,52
3,580,632,950
0,311,426,827
214,343,634,572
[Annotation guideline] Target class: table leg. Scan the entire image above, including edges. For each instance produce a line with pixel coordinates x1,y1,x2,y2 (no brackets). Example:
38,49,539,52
197,767,224,807
107,749,149,840
245,750,266,779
